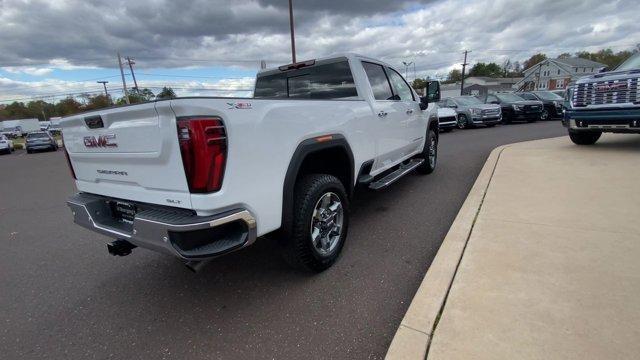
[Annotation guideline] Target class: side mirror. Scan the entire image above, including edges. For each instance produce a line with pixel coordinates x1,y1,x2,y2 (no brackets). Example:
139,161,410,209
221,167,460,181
427,81,441,102
598,67,608,73
419,96,428,110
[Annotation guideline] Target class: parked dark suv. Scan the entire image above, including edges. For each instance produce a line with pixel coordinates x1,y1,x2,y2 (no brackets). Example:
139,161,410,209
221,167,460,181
483,92,543,123
518,91,564,120
25,131,58,153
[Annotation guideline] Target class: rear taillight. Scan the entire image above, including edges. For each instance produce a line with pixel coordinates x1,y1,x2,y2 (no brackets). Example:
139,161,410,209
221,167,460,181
61,134,76,180
176,117,227,193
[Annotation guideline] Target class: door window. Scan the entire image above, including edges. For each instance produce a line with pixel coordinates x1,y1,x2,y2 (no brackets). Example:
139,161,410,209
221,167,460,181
362,62,394,100
486,94,499,103
386,69,415,101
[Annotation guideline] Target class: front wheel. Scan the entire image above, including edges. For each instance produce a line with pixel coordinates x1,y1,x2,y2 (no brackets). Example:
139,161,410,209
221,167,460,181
457,114,468,129
569,130,601,145
416,129,437,175
282,174,349,272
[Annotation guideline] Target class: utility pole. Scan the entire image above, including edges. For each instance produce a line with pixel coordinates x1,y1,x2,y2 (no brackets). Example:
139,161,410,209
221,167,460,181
460,50,470,95
288,0,296,63
126,57,139,93
117,52,130,104
97,81,110,103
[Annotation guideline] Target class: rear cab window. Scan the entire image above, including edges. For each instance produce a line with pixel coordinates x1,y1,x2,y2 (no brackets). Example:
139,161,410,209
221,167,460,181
254,58,358,99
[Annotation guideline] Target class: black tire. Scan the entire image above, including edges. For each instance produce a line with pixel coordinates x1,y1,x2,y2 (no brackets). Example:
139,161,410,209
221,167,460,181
281,174,349,272
569,130,601,145
416,129,437,175
540,109,549,121
26,149,31,154
457,114,468,129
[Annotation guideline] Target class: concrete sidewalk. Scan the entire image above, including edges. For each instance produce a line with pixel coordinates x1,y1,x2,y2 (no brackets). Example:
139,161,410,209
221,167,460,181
427,134,640,359
386,134,640,359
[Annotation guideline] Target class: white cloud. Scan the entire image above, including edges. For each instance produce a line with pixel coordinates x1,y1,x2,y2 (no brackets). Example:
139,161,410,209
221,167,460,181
2,66,54,76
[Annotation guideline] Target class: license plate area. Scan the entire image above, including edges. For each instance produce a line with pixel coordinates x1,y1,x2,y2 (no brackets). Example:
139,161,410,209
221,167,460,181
109,201,137,224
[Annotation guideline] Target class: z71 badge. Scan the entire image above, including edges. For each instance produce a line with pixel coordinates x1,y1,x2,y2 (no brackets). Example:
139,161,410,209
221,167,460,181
226,102,252,110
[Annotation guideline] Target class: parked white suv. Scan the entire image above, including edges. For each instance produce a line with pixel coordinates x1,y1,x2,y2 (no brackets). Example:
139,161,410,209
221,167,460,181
0,135,14,154
61,54,441,272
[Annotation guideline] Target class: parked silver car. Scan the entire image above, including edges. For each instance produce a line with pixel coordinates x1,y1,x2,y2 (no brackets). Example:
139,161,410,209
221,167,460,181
25,131,58,154
442,96,502,129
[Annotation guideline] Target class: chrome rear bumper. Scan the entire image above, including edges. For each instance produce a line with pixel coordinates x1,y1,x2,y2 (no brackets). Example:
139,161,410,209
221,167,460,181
67,193,257,260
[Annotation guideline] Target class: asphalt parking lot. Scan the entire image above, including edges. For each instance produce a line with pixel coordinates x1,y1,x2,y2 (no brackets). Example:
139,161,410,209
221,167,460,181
1,121,566,359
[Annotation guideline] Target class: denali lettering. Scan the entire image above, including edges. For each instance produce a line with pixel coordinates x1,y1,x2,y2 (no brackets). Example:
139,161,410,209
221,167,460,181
97,169,128,176
84,134,117,148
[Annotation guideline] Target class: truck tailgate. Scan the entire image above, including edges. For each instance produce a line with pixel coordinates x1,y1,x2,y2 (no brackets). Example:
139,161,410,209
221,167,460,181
62,102,192,208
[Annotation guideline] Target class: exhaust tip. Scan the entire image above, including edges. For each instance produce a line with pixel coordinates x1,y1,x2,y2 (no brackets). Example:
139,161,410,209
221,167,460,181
107,239,136,256
184,260,210,273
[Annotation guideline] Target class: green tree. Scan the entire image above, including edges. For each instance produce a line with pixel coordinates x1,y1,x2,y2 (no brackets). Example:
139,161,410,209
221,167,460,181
156,87,177,99
575,48,636,69
468,62,503,77
557,53,572,59
84,94,112,111
523,53,547,70
411,78,428,90
55,97,83,116
445,69,462,83
117,88,155,105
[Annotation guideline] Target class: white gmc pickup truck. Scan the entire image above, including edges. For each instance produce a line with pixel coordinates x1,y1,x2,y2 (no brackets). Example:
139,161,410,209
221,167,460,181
62,53,441,272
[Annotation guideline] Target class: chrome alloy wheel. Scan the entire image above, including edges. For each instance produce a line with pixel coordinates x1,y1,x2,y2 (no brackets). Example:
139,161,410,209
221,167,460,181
428,136,437,168
310,192,344,256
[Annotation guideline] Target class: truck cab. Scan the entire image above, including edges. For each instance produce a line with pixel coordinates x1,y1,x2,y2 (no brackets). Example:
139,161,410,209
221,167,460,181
564,52,640,145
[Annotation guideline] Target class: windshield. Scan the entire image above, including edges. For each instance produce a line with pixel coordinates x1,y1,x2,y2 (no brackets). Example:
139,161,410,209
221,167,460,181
615,53,640,71
497,93,526,102
454,96,482,106
27,133,49,139
532,91,563,100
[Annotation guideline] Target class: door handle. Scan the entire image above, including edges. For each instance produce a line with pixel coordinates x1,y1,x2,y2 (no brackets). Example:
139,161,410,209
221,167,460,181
378,111,388,118
406,109,414,115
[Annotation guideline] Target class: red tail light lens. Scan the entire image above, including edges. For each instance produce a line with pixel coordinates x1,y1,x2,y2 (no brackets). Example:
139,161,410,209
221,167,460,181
177,117,227,193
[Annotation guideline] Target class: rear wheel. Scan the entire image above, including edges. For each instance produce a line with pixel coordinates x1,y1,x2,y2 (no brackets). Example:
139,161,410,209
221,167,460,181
282,174,349,272
540,109,549,120
569,130,601,145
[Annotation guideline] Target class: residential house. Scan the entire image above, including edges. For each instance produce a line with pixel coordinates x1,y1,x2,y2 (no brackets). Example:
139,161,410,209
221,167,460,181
515,58,606,91
436,77,524,99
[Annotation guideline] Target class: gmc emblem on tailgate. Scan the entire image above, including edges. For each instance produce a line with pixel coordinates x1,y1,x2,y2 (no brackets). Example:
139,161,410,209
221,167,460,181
84,134,117,148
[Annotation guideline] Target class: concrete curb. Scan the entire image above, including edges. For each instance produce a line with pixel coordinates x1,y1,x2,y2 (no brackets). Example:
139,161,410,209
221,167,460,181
385,144,508,360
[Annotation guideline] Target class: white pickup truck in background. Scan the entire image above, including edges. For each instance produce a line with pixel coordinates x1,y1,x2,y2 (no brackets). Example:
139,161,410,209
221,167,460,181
62,53,441,272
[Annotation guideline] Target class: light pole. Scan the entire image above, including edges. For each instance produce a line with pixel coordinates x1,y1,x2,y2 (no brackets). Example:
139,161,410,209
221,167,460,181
97,81,111,104
402,61,414,80
288,0,296,63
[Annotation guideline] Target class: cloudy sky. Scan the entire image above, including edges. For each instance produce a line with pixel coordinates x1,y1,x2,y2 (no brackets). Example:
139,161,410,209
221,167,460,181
1,0,638,103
